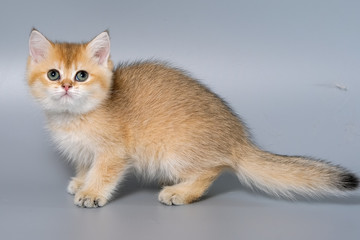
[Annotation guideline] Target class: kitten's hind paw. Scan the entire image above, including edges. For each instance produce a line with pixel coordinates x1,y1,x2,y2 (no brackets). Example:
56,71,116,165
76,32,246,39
158,180,210,206
158,187,188,206
74,191,107,208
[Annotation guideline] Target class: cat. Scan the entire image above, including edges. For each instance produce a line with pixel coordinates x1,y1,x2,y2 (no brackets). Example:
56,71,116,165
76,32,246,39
27,29,359,208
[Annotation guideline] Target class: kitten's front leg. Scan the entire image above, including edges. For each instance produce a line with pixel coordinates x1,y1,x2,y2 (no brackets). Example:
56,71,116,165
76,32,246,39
74,154,127,208
67,165,89,195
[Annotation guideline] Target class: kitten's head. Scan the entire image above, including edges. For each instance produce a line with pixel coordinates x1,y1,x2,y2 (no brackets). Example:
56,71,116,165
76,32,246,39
27,29,113,114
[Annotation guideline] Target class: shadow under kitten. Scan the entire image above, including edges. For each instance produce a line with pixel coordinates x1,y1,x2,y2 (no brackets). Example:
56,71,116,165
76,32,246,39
109,170,360,206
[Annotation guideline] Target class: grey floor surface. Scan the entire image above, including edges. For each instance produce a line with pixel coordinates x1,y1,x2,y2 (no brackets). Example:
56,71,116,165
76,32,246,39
1,1,360,239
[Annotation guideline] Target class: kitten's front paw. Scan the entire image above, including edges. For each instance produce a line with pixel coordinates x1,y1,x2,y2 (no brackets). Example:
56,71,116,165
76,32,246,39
74,191,107,208
67,178,83,195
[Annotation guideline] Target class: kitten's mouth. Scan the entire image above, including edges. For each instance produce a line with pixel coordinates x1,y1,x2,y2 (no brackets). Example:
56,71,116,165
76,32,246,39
59,92,73,100
61,92,72,98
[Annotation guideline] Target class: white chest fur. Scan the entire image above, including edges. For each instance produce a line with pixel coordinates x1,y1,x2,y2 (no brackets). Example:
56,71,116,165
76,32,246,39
46,114,96,166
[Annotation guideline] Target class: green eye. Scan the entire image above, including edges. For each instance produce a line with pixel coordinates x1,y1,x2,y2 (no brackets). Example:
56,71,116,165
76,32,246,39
47,69,60,81
75,70,88,82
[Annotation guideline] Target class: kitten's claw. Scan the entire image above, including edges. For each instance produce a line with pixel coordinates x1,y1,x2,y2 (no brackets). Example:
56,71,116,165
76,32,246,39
74,191,107,208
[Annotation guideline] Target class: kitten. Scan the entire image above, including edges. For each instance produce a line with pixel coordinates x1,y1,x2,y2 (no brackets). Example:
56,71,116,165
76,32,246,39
27,29,359,208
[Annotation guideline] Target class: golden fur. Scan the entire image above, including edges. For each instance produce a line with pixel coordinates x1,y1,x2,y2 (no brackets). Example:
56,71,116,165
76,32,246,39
27,29,359,208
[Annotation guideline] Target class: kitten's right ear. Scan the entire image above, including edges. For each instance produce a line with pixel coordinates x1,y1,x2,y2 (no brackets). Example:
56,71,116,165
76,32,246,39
29,29,52,63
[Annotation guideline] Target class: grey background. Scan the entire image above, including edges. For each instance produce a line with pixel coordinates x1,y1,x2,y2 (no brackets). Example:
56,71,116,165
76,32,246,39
1,0,360,239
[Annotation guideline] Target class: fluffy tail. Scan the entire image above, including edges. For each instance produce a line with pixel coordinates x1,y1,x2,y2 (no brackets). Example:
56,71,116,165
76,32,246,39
235,149,359,198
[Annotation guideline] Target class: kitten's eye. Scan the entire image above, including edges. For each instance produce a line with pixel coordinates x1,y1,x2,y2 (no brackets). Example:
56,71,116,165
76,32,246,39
47,69,60,81
75,71,89,82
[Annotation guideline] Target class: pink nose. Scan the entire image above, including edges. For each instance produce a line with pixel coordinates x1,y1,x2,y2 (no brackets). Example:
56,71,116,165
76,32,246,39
62,84,72,91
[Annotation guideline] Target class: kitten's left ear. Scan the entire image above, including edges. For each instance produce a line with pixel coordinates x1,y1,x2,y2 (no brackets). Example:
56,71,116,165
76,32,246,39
87,31,110,66
29,29,52,63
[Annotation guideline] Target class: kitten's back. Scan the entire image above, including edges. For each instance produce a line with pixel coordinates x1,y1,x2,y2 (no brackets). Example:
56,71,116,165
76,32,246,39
108,62,250,173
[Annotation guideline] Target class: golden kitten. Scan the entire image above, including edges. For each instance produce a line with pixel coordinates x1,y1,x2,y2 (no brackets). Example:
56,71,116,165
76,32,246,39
27,29,358,208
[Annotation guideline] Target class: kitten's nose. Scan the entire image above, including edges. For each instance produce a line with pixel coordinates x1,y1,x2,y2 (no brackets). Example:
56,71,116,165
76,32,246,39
62,83,72,91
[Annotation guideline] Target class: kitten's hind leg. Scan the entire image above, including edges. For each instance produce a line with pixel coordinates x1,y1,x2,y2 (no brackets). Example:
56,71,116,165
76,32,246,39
158,169,221,205
67,165,89,195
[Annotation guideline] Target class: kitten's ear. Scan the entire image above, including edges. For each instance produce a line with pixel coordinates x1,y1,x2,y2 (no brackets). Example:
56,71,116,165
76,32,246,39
29,29,52,63
87,31,110,66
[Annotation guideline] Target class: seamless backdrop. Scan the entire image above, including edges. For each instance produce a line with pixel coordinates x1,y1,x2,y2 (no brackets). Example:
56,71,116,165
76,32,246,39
1,1,360,239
